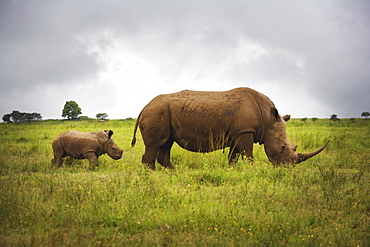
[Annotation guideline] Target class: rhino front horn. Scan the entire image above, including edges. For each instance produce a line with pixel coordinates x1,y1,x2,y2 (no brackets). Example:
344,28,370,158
297,141,329,163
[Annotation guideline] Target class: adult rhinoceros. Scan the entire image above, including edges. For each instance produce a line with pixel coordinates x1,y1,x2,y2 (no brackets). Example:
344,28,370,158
131,88,327,170
52,130,123,169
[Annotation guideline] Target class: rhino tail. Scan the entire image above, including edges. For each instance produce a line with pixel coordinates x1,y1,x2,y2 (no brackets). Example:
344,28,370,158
131,112,141,147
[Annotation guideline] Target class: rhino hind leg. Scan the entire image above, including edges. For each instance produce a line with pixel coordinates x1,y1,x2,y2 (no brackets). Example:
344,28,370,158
228,132,254,165
142,146,158,170
51,140,65,167
157,139,174,169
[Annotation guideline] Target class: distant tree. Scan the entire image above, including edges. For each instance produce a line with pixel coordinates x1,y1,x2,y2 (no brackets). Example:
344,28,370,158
78,116,91,120
32,113,42,121
2,111,42,123
361,112,370,119
62,101,82,120
2,114,11,123
311,117,318,122
301,118,307,123
330,114,340,121
96,113,108,120
11,110,22,122
25,113,33,121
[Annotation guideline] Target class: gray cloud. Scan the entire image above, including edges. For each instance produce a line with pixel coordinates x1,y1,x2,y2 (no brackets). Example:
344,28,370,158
0,1,103,92
0,0,369,119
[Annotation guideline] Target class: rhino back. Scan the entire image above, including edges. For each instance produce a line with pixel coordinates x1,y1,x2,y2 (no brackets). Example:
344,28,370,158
174,88,268,129
59,131,102,158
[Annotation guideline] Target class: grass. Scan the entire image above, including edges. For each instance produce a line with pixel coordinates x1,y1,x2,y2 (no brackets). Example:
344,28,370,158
0,119,369,246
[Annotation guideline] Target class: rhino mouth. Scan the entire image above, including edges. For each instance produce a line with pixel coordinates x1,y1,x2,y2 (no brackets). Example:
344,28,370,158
113,155,122,160
110,153,122,160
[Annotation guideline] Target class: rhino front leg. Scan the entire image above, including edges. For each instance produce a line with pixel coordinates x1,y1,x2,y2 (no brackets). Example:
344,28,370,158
228,146,240,165
85,152,99,170
228,132,254,165
51,156,63,167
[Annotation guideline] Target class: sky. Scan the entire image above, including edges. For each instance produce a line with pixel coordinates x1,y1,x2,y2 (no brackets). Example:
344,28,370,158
1,0,369,120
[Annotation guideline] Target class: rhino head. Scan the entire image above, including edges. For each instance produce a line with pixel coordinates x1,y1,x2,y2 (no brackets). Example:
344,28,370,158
98,130,123,160
263,109,328,165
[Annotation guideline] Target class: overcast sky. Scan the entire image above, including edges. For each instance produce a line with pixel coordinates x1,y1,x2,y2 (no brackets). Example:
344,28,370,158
1,0,369,120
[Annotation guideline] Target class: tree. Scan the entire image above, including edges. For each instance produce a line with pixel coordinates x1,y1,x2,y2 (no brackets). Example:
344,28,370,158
32,113,42,121
330,114,340,122
2,111,42,123
62,101,82,120
96,113,108,120
78,116,91,120
2,114,11,123
361,112,370,119
11,110,22,122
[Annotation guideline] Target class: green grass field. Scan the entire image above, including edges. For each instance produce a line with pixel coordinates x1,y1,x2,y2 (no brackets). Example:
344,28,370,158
0,119,369,246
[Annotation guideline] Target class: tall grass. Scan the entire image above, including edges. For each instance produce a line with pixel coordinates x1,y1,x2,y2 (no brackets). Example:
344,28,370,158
0,119,369,246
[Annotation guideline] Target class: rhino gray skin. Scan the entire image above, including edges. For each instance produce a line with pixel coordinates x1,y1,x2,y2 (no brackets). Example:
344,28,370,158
52,130,123,169
131,87,328,170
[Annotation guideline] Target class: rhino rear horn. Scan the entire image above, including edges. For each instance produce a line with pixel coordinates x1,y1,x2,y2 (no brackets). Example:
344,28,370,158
297,141,329,163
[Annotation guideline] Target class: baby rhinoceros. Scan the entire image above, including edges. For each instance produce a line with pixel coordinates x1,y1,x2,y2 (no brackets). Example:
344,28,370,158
51,130,123,169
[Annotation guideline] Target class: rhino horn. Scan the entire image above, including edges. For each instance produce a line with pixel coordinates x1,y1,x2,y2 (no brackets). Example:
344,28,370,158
296,141,329,163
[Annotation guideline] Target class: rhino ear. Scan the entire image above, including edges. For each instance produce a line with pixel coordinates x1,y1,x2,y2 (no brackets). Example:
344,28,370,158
282,115,291,122
103,130,113,138
97,131,109,143
270,107,279,120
